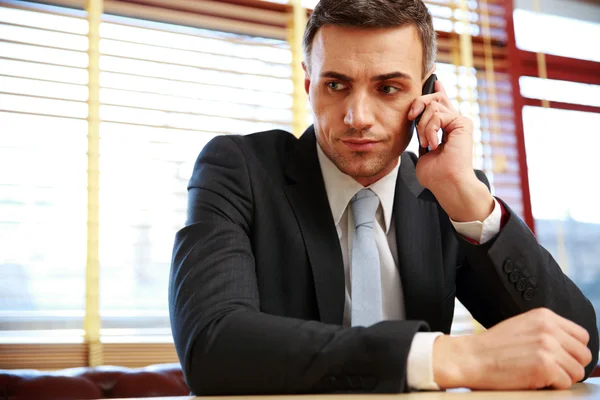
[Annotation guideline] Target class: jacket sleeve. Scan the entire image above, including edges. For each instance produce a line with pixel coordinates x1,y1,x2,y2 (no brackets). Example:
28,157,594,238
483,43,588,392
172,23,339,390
168,135,430,395
454,171,599,380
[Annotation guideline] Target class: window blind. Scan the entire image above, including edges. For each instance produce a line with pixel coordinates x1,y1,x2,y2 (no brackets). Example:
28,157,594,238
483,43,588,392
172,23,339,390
96,13,293,339
0,1,89,336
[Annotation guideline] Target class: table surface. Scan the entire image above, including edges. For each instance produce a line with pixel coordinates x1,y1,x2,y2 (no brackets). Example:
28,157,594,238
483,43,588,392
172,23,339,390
119,378,600,399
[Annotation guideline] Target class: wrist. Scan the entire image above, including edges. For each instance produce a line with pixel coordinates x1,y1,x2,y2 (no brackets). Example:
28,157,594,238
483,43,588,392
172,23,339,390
430,176,494,223
433,335,474,388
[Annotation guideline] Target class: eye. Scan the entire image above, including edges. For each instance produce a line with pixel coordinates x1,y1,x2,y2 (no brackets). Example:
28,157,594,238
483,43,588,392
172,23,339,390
380,85,400,94
326,82,347,91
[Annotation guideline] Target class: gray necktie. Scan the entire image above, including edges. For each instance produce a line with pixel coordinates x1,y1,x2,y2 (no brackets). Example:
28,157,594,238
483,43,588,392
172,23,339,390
350,188,383,327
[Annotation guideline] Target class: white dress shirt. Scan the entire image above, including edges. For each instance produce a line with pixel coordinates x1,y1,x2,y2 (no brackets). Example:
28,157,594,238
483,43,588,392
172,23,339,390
316,142,501,391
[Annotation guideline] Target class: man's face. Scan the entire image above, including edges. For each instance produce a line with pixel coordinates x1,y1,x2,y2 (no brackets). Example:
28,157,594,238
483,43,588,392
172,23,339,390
304,25,426,185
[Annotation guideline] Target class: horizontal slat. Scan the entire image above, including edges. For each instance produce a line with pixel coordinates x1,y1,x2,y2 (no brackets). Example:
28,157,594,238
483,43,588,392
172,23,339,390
436,52,508,70
98,45,290,80
0,0,87,25
0,343,87,369
102,343,179,367
98,56,292,93
425,0,505,17
104,0,287,40
0,343,180,369
438,37,507,58
0,22,88,50
8,0,288,39
121,0,290,27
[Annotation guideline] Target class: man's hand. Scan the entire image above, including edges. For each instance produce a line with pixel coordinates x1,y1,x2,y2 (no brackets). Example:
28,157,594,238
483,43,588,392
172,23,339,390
433,308,593,390
408,80,494,223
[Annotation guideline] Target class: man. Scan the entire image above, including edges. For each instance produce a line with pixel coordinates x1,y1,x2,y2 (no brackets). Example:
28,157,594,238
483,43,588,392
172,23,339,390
169,0,598,394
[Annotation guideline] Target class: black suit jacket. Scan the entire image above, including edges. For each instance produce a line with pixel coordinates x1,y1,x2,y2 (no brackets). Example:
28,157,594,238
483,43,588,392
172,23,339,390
169,126,598,395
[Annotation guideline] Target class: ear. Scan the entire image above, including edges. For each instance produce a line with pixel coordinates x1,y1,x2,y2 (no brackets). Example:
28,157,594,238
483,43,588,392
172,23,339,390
302,61,311,96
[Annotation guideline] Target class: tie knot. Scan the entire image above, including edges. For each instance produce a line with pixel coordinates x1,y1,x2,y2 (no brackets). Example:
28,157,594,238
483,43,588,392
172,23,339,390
350,189,380,229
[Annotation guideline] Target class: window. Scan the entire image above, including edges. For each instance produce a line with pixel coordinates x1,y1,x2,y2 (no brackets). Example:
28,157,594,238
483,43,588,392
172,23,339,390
513,9,600,63
523,106,600,334
0,4,89,340
514,6,600,334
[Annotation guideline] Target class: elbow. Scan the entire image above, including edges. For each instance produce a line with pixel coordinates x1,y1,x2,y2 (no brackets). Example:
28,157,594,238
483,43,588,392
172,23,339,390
178,327,219,395
176,310,240,395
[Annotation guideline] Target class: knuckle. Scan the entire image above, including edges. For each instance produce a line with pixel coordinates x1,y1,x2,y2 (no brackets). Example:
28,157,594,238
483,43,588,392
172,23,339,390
536,333,555,351
535,317,553,333
534,350,552,371
536,307,553,318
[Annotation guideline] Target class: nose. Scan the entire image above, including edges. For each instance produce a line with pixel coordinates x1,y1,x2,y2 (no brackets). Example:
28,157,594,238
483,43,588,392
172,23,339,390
343,92,374,132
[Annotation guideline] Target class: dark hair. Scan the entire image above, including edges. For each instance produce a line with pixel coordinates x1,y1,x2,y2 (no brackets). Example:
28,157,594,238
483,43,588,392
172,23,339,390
303,0,436,77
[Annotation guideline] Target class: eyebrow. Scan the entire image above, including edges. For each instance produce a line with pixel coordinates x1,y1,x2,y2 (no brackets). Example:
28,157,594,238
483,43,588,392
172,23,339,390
320,71,413,82
372,72,413,82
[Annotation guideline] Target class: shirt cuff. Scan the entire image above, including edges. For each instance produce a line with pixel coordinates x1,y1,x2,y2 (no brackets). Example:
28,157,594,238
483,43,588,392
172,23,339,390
450,198,501,244
407,332,444,391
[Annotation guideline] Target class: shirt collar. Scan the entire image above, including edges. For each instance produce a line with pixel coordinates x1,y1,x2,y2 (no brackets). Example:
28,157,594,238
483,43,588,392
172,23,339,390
316,141,400,233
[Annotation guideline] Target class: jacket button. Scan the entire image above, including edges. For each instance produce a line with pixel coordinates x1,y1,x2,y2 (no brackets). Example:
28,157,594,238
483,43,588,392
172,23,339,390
524,287,536,300
516,278,528,291
509,269,521,283
503,259,515,273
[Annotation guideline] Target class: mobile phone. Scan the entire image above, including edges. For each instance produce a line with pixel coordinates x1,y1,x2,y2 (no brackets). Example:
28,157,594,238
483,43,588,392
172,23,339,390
410,73,438,157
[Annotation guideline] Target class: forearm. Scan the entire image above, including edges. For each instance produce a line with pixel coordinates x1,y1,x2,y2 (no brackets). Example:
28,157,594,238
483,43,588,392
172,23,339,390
181,309,429,395
171,216,431,394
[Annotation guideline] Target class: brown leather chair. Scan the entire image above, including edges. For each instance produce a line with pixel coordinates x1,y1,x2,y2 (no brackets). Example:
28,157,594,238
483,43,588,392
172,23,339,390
0,363,189,400
2,362,599,399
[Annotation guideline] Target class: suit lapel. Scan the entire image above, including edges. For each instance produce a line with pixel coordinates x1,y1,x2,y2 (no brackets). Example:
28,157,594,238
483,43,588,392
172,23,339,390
394,152,445,331
283,126,345,325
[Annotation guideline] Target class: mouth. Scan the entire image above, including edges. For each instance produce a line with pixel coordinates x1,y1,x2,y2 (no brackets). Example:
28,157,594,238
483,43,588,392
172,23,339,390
341,139,379,152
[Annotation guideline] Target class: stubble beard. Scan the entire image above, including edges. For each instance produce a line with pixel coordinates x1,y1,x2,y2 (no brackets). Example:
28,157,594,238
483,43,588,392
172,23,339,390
329,146,390,179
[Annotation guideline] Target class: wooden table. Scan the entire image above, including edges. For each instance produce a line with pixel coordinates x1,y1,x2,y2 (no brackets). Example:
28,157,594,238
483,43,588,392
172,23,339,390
119,378,600,399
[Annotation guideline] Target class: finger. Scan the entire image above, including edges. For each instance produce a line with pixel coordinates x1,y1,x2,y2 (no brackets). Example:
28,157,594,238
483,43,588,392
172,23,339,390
408,98,427,121
533,308,590,345
423,114,442,151
409,93,441,121
418,101,454,150
553,343,586,384
416,100,439,149
549,364,574,390
554,326,593,367
434,80,455,111
533,334,584,386
409,93,452,121
554,314,591,346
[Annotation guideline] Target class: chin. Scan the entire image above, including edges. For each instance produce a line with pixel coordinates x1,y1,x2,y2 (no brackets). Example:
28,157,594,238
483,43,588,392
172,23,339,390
336,159,386,179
